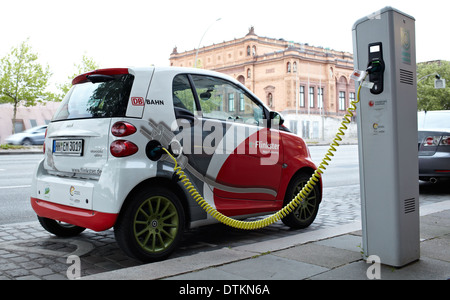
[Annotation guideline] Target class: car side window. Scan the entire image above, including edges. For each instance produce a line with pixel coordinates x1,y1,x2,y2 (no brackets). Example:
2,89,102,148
172,74,198,115
190,75,265,126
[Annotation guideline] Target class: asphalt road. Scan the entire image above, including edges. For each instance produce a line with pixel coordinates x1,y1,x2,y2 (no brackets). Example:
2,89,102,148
0,154,43,225
309,144,360,188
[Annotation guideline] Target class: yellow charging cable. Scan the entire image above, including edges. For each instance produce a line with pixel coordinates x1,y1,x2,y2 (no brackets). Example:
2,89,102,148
163,76,366,230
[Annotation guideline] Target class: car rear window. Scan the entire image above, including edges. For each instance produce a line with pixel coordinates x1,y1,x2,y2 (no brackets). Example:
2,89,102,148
52,74,134,121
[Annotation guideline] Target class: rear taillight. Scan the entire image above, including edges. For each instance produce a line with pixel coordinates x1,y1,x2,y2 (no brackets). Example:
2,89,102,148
111,122,137,137
440,136,450,145
424,136,440,146
110,140,138,157
424,135,450,146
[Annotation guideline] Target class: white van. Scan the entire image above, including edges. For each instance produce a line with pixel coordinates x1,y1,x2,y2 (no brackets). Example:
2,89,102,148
31,67,321,262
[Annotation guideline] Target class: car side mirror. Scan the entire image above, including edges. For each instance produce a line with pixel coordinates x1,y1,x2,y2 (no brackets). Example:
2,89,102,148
269,111,284,127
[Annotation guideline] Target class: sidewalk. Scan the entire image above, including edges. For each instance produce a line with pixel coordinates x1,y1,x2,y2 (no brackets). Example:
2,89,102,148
83,200,450,280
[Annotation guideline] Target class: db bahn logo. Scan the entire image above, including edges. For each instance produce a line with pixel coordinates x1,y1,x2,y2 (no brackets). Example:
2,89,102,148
131,97,145,106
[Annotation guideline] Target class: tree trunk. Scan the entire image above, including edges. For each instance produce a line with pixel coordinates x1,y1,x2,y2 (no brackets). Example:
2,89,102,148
12,99,18,134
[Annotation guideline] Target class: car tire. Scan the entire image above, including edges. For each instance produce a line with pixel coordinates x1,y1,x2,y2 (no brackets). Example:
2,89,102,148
114,187,185,263
22,138,32,146
37,216,86,237
282,172,321,229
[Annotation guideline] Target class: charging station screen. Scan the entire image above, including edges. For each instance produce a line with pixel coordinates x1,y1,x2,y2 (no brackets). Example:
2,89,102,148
370,45,380,53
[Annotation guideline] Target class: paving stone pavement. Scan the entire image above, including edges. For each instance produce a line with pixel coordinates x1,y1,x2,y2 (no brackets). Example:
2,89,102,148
0,182,446,280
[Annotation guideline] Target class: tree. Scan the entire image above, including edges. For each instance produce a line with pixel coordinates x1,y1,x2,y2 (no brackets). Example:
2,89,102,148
417,60,450,111
56,54,100,100
0,39,52,133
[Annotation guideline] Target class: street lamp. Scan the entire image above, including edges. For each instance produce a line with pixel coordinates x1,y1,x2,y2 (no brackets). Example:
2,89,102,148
194,18,222,68
418,72,446,89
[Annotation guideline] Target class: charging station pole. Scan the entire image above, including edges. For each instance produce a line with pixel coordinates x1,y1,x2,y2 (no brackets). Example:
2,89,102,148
352,7,420,267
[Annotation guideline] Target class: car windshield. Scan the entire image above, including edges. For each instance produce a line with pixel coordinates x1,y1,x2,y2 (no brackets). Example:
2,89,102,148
418,111,450,130
52,74,134,121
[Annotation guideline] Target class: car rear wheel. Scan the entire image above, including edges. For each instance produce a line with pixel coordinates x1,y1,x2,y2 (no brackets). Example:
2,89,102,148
114,187,185,263
37,216,86,237
282,172,321,229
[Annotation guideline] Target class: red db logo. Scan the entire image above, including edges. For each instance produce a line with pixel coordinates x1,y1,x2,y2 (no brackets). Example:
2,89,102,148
131,97,145,106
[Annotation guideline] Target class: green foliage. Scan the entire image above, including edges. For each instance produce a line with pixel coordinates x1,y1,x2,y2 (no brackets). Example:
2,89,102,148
56,54,100,101
0,39,52,133
417,61,450,111
0,39,52,105
0,144,25,150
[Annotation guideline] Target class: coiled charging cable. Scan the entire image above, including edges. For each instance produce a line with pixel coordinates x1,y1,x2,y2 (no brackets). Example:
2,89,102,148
163,74,367,230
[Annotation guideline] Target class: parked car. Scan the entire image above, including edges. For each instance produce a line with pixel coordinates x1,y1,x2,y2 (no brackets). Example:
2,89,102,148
418,110,450,183
30,67,322,262
6,125,47,145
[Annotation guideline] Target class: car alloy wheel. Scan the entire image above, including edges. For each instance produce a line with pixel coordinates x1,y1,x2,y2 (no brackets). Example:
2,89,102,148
282,172,321,229
133,195,180,253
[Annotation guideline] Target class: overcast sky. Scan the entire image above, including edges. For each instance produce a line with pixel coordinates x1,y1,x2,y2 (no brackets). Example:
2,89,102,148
0,0,448,88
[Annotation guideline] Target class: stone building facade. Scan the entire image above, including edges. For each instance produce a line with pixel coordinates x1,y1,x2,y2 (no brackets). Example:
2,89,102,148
169,27,357,140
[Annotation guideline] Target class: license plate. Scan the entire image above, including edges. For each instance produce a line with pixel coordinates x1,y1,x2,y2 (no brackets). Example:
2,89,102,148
53,139,84,156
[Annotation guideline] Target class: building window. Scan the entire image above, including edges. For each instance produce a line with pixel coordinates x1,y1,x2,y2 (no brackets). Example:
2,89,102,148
299,86,305,107
317,87,324,109
14,120,24,133
349,92,355,104
228,93,235,112
339,91,346,110
267,93,273,107
247,46,251,56
239,94,245,111
247,68,251,79
287,62,291,73
252,46,256,56
290,120,298,135
309,87,315,108
302,120,310,139
293,62,297,73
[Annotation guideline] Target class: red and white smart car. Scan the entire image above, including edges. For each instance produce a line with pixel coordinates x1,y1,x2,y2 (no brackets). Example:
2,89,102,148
31,67,322,262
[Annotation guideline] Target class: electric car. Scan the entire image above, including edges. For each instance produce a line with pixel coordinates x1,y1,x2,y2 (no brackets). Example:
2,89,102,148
418,110,450,183
30,67,322,262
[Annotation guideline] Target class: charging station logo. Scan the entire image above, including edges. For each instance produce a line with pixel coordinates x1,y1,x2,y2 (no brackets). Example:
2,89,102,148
400,27,411,65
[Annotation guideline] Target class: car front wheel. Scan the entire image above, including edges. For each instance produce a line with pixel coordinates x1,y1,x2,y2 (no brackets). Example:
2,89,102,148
282,172,321,229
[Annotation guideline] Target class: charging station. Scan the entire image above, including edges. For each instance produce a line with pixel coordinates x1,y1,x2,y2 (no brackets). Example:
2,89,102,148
352,7,420,267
